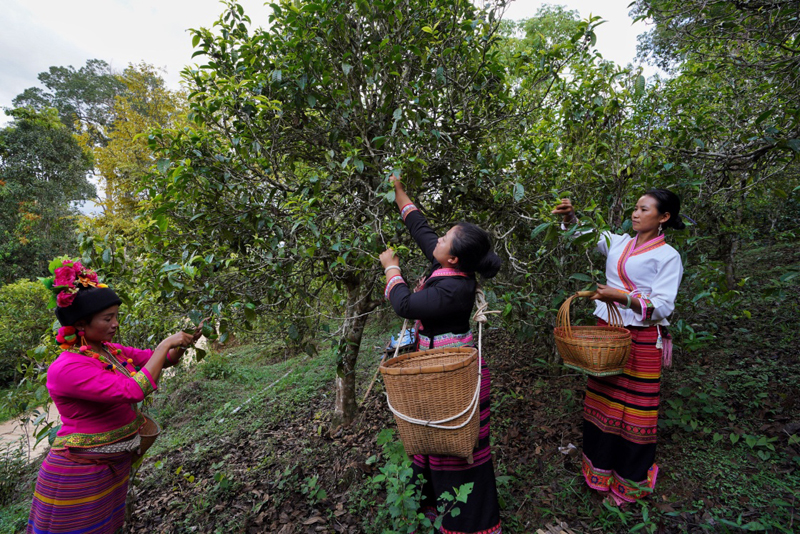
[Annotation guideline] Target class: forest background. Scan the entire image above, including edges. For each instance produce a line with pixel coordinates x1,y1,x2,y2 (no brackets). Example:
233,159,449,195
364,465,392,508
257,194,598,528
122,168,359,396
0,0,798,532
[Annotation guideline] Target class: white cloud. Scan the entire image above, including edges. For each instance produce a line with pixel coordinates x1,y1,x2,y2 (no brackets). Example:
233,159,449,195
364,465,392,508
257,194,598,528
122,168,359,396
0,0,270,124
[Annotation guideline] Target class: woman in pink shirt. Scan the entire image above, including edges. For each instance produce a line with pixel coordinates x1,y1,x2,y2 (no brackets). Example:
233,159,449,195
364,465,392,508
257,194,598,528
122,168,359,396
28,258,199,534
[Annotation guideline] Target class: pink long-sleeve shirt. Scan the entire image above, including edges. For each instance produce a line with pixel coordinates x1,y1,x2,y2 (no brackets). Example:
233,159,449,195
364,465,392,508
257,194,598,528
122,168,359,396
47,343,158,448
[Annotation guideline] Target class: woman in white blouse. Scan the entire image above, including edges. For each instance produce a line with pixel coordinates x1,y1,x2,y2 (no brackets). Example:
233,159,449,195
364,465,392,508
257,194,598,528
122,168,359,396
553,189,685,505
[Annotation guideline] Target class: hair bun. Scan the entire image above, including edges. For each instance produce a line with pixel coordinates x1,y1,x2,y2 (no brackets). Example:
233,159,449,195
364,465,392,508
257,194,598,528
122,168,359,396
670,218,687,231
477,251,502,279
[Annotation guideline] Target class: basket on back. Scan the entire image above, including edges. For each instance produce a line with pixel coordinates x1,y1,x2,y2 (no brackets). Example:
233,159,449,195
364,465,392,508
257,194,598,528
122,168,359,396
554,291,632,376
380,347,481,460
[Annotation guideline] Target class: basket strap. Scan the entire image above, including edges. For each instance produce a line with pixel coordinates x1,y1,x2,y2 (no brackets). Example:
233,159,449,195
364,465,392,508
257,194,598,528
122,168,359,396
384,325,482,429
361,319,408,405
383,289,499,430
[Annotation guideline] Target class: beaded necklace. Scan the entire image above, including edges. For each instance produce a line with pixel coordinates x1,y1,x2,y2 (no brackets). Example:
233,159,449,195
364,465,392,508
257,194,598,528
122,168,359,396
77,342,141,377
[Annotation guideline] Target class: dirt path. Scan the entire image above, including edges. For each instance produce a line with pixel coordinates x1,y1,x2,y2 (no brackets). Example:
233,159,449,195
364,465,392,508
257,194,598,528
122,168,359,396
0,403,59,460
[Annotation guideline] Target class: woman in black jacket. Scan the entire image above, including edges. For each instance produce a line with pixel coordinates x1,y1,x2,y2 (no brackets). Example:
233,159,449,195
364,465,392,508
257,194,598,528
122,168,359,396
379,172,502,534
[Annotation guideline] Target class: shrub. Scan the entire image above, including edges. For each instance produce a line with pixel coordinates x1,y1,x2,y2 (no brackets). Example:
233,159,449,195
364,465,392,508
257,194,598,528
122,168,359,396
0,280,51,386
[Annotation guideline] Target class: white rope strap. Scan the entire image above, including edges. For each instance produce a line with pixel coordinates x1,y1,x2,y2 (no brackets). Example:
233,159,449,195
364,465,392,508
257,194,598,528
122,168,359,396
385,289,499,430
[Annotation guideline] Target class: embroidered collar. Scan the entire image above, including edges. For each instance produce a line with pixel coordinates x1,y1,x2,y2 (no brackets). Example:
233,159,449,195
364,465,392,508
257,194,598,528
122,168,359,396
429,268,469,278
630,234,666,256
423,268,469,289
617,234,667,293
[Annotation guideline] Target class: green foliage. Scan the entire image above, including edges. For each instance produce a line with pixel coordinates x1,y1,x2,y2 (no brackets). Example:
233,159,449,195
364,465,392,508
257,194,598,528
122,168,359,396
0,108,94,282
199,352,236,381
366,429,472,533
13,58,125,146
0,445,26,506
0,280,51,386
143,0,536,423
300,474,327,506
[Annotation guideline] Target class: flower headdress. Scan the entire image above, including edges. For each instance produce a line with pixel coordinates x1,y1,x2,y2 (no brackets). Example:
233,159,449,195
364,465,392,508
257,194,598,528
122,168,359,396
40,256,108,310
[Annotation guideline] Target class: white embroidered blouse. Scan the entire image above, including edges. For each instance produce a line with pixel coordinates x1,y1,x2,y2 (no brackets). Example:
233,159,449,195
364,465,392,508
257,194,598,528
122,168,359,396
590,231,684,327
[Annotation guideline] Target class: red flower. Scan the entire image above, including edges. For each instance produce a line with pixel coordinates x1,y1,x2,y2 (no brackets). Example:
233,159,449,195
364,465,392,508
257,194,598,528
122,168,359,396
56,290,77,308
53,266,76,288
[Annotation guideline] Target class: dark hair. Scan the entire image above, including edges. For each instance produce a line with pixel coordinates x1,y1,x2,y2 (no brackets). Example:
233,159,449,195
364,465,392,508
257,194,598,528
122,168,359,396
644,188,686,230
451,222,502,279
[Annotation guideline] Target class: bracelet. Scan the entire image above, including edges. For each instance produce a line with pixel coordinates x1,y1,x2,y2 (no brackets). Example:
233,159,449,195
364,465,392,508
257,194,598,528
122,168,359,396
625,293,632,308
384,265,401,275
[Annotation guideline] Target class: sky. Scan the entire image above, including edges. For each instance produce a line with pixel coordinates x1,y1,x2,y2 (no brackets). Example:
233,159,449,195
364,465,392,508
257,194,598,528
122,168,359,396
0,0,655,127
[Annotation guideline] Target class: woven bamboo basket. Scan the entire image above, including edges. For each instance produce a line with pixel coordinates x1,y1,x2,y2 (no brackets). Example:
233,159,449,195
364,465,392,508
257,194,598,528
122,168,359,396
380,347,481,460
554,291,632,376
138,414,161,457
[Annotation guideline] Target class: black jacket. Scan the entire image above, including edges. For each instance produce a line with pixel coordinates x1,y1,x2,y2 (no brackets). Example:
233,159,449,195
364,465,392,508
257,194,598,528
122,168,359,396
388,209,475,337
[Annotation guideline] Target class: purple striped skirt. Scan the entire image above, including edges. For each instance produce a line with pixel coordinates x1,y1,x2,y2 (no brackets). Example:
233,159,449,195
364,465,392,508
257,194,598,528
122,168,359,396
28,449,132,534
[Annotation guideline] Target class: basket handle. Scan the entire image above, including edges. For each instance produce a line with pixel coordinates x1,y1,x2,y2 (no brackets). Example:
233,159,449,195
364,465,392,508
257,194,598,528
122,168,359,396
557,291,624,337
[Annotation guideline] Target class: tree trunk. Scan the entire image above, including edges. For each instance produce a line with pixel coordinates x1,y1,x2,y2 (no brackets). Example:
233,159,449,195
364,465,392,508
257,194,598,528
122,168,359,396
332,275,380,428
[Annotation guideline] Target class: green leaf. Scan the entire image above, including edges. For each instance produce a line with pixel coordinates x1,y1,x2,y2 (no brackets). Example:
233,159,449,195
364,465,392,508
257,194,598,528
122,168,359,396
754,109,773,125
342,63,352,75
192,34,201,48
422,26,434,34
49,257,65,274
513,182,524,202
569,273,593,282
288,324,299,340
634,74,645,97
155,214,168,232
156,158,171,173
102,248,112,264
354,159,364,173
531,222,550,239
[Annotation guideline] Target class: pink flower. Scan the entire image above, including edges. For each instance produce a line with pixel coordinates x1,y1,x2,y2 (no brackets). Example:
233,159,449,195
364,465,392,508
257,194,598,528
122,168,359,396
72,261,85,272
56,290,77,308
53,266,76,288
84,270,98,284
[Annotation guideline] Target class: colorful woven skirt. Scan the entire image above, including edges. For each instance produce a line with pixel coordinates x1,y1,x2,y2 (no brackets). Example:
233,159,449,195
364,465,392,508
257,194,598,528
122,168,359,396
411,349,501,534
28,449,133,534
582,321,661,503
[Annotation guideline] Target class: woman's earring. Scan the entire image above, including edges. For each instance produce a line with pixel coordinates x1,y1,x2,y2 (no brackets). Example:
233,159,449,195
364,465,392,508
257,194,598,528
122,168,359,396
658,223,663,234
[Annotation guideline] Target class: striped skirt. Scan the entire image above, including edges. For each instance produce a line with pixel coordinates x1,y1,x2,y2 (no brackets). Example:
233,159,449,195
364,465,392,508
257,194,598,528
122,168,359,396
582,321,661,502
412,343,501,534
28,449,132,534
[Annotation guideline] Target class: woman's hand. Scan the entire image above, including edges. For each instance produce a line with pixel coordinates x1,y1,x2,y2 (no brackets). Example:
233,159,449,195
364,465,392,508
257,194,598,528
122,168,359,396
388,170,412,209
160,331,195,350
192,317,211,342
590,284,625,304
380,249,400,270
552,198,577,223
